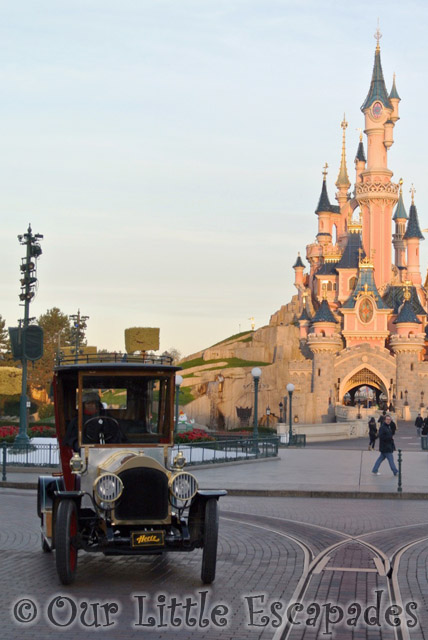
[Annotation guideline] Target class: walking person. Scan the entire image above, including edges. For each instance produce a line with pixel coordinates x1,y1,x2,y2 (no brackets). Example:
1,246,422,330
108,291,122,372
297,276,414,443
415,413,423,437
422,416,428,436
372,415,398,476
368,417,377,450
377,410,386,428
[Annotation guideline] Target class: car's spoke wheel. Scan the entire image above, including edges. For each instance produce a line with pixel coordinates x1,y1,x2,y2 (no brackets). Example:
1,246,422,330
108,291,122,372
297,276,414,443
201,498,219,584
55,500,78,585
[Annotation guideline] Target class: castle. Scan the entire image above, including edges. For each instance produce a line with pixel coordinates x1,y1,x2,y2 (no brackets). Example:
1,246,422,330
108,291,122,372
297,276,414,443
181,33,428,428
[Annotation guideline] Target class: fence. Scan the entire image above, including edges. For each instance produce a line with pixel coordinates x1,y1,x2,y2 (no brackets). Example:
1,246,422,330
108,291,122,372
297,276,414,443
1,437,280,481
2,442,60,480
173,437,279,465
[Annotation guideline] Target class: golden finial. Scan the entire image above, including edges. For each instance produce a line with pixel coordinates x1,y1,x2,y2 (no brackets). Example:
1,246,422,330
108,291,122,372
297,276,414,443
399,178,403,194
359,250,375,269
403,280,412,301
336,116,350,189
356,127,363,142
410,183,416,204
374,18,382,51
322,162,328,180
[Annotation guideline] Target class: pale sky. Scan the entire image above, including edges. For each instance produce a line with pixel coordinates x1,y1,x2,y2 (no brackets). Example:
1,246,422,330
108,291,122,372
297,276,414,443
1,0,428,357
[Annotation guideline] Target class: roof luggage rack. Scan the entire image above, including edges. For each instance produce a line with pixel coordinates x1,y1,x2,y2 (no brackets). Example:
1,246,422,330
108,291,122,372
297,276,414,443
56,352,173,366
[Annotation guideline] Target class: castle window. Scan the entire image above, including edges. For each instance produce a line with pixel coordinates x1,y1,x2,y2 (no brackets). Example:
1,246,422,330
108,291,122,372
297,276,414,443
349,276,357,291
318,369,321,376
327,281,333,291
333,282,337,291
411,363,414,371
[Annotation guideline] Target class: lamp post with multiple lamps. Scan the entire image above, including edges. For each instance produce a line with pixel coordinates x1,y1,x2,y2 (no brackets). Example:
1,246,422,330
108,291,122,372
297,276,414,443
420,391,425,409
286,383,295,445
174,374,183,434
251,367,262,445
14,225,44,446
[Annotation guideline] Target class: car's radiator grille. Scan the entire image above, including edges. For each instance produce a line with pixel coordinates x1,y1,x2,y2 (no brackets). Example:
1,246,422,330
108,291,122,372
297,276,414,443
115,468,169,521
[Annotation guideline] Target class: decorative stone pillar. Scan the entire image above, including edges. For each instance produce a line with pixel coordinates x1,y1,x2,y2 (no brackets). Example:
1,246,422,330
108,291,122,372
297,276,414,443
307,334,343,423
390,334,425,418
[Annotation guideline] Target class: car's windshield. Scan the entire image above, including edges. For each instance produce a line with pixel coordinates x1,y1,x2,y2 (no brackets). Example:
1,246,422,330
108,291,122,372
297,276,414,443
77,373,172,445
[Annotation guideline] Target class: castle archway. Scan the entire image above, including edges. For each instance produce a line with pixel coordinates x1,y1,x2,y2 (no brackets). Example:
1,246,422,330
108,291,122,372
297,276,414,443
340,367,389,408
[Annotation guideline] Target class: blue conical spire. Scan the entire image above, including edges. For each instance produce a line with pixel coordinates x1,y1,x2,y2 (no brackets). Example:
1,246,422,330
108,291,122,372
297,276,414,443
361,41,393,112
393,181,407,221
389,73,400,100
403,187,424,240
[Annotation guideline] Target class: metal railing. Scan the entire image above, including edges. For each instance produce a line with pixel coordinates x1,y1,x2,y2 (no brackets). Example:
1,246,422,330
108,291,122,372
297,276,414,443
2,442,60,479
278,433,306,447
173,437,279,465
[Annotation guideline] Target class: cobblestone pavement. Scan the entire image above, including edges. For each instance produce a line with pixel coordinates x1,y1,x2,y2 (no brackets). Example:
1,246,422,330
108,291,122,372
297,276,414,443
1,490,428,639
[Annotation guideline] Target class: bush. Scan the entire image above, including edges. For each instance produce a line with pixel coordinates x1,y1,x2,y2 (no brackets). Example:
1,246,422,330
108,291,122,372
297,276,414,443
38,404,55,419
3,398,38,417
175,429,216,444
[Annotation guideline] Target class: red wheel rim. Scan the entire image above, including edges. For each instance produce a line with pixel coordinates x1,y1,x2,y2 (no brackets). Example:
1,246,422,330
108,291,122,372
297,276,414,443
69,509,77,571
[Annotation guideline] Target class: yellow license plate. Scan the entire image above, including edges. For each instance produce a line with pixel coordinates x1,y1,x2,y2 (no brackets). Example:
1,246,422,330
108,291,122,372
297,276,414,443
131,531,165,548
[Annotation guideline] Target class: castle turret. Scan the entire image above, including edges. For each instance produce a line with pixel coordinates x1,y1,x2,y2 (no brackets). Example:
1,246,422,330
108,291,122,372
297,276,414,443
315,164,336,246
293,253,306,288
307,298,342,422
389,73,400,123
403,186,424,286
354,131,366,186
390,287,425,418
356,31,399,290
392,179,407,272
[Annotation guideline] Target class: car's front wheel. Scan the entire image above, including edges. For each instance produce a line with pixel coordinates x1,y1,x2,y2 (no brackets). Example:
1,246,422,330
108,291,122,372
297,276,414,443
55,500,79,585
201,498,219,584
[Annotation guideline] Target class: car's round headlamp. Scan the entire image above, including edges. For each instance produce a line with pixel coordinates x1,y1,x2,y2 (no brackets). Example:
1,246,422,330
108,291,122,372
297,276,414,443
94,473,123,504
169,472,198,501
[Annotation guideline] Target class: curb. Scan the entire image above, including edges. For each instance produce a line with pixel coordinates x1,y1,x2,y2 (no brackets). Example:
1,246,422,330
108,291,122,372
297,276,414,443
2,481,428,499
223,489,428,500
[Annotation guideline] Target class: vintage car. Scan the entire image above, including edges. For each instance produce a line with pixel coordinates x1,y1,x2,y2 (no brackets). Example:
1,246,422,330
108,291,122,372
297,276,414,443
37,353,226,585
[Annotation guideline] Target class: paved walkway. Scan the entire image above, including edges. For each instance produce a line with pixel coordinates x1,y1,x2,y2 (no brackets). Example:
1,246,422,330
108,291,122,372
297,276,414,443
2,448,427,497
2,420,426,497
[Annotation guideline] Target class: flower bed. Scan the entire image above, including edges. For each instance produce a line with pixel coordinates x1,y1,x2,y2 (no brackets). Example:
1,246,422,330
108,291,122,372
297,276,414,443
174,428,215,444
0,425,56,443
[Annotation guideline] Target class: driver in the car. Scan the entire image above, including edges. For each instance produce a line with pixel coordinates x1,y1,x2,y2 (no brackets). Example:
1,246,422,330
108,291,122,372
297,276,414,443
63,391,126,451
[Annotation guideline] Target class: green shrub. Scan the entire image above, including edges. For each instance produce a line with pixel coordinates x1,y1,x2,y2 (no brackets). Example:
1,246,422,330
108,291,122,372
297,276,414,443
38,403,56,419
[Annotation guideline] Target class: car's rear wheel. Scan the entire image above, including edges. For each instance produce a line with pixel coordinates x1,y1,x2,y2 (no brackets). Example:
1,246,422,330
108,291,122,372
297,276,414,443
201,498,219,584
55,500,78,584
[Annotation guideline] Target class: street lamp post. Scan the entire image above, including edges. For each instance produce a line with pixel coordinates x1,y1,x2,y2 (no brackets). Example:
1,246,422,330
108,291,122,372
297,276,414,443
286,383,295,445
266,406,270,429
420,391,425,408
279,402,283,423
69,310,89,363
15,225,43,447
404,389,409,406
357,399,361,419
251,368,262,445
174,374,183,434
392,394,396,413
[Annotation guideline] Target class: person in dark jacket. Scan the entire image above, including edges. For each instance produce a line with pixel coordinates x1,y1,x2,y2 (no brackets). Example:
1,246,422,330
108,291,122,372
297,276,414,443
415,413,424,437
368,417,377,450
372,416,398,475
422,417,428,436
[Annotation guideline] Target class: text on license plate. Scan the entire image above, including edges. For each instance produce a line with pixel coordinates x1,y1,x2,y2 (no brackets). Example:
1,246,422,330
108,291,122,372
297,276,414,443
131,531,165,548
